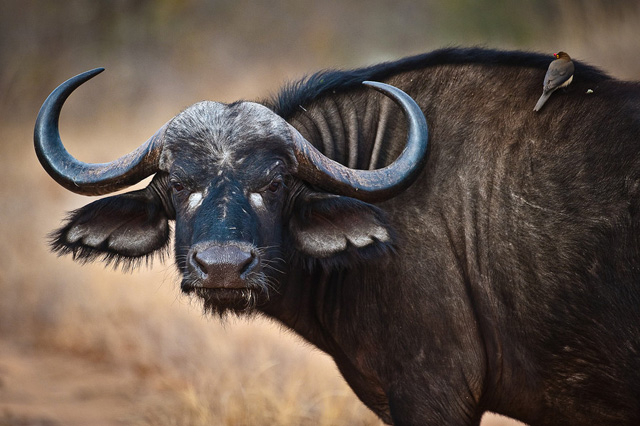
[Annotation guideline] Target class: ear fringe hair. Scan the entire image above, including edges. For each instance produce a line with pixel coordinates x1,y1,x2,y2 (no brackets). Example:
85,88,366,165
287,234,397,274
48,223,172,273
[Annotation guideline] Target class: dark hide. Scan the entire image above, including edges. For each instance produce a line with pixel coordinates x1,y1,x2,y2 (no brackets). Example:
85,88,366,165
47,48,640,425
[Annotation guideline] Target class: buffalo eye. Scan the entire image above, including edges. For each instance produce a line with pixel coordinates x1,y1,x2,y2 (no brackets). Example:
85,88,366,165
264,175,286,194
171,181,185,192
268,179,282,193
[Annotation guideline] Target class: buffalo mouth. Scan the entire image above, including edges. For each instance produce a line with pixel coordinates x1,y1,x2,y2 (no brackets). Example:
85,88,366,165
181,282,269,314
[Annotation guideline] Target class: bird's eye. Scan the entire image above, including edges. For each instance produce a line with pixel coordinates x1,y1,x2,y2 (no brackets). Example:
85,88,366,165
171,181,185,192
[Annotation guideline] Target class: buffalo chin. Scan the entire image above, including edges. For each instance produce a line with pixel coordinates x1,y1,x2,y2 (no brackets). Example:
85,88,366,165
183,286,266,315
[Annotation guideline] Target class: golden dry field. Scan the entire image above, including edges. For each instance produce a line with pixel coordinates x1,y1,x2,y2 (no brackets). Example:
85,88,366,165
1,1,639,425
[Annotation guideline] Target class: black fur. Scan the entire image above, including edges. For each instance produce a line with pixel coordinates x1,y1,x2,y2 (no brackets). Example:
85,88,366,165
268,47,610,119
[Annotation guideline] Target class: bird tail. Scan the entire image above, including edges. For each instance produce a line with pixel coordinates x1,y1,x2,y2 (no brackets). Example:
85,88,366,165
533,92,551,112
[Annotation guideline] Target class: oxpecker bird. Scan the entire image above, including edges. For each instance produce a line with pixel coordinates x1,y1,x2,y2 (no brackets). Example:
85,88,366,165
534,51,574,112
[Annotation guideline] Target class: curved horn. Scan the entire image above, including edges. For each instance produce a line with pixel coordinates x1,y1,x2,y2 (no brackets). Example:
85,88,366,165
34,68,166,196
289,81,429,203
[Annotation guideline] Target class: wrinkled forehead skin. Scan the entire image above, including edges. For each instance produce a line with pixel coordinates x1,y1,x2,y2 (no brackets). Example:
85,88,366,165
158,100,298,176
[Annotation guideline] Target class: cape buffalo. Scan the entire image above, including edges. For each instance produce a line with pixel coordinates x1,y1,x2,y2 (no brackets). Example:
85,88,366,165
35,47,640,425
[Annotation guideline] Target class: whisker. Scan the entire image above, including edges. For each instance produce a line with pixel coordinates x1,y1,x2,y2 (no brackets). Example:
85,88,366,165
263,264,285,275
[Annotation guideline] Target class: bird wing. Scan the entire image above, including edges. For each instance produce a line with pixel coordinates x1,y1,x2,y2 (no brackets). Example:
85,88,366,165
543,60,575,91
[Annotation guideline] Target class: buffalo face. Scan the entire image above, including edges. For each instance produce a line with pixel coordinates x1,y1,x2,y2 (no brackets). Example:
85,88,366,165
163,101,297,313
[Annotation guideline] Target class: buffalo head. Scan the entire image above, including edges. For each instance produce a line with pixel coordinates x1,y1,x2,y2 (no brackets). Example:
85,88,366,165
34,68,428,314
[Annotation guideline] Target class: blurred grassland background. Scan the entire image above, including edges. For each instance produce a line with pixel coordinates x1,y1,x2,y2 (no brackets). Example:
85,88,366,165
0,0,639,425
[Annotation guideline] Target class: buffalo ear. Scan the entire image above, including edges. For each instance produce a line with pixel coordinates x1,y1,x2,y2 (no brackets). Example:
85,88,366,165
289,189,396,268
50,185,170,268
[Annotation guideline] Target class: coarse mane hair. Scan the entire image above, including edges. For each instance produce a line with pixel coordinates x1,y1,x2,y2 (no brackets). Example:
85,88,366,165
267,47,611,120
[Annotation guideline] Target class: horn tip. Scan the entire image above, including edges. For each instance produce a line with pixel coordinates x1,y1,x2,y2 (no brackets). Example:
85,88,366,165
362,81,396,95
362,80,393,89
362,80,382,88
85,67,106,78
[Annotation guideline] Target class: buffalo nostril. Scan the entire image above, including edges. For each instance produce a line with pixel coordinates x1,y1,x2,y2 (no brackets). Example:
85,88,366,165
190,251,208,276
236,251,256,275
188,244,257,288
